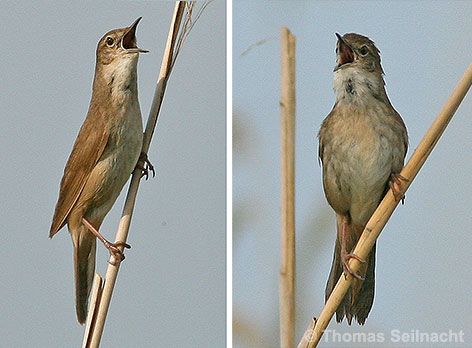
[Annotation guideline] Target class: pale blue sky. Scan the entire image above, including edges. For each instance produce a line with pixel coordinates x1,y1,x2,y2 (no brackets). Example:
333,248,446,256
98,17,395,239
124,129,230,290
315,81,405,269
0,1,225,347
234,1,472,347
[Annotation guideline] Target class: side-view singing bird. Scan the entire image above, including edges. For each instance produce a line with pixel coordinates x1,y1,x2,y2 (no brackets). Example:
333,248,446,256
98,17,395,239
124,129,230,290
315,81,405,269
50,18,150,324
318,33,408,325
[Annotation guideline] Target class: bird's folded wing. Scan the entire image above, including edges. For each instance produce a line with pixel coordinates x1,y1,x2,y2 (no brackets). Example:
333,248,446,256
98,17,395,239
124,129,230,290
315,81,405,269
49,113,109,237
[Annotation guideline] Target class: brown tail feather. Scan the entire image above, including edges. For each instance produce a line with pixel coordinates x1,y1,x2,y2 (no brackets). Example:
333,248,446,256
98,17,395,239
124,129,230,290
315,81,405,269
351,244,375,325
74,234,96,324
325,217,375,325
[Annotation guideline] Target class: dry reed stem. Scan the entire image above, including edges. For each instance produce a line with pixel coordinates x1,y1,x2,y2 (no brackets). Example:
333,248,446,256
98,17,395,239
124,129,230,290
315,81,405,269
297,63,472,348
280,26,296,348
81,274,102,348
82,2,196,347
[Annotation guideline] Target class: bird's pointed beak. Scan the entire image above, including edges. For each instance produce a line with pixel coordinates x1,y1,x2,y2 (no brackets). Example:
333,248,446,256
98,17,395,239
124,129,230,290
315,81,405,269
334,33,354,71
122,17,149,53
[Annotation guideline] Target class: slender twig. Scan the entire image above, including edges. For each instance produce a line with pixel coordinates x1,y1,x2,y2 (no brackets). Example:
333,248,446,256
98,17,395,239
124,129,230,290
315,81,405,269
141,4,185,156
81,2,207,347
240,37,278,56
171,1,212,70
280,26,296,348
297,63,472,348
81,274,102,348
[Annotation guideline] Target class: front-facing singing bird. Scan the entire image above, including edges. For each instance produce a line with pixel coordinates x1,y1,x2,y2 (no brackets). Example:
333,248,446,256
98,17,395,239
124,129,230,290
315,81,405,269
50,18,149,324
318,33,408,324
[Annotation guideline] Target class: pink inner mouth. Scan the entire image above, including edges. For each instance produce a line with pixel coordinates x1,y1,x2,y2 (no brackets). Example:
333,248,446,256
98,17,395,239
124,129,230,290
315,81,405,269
122,31,137,50
338,45,354,67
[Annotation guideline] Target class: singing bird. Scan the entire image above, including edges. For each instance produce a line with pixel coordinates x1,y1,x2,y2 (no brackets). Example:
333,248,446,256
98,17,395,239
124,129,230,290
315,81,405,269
50,18,150,324
318,33,408,324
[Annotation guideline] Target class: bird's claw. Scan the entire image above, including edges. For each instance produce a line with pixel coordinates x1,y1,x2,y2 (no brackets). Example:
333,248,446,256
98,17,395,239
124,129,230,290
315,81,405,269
389,173,408,203
136,152,155,180
106,241,131,265
342,252,366,281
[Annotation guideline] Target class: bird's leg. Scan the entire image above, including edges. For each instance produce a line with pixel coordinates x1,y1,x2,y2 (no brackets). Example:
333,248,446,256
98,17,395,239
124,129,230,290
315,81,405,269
341,218,366,281
82,218,131,265
389,173,409,203
136,152,155,180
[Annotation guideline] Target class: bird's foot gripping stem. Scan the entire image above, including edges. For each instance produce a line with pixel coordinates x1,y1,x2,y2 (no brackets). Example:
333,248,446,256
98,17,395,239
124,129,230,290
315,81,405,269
341,251,366,281
389,173,409,203
136,152,155,180
82,218,131,265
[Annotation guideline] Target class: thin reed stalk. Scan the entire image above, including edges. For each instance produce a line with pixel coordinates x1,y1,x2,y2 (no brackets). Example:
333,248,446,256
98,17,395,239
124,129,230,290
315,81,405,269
280,26,296,348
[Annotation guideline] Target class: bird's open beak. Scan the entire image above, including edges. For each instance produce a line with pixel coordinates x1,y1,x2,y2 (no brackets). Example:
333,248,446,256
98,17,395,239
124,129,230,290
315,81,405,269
334,33,353,71
122,17,149,53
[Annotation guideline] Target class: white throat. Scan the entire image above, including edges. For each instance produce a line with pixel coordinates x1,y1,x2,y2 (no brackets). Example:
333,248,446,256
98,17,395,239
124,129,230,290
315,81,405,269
104,54,139,92
333,66,382,105
103,53,139,106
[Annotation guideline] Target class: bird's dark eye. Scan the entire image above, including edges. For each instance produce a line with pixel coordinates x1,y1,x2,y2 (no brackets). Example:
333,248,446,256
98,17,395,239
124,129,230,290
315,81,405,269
106,37,114,46
359,46,369,56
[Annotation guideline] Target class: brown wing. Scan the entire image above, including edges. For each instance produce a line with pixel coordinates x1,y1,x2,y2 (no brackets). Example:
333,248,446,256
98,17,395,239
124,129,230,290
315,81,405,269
387,99,409,159
49,111,109,237
393,109,409,159
318,106,336,163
